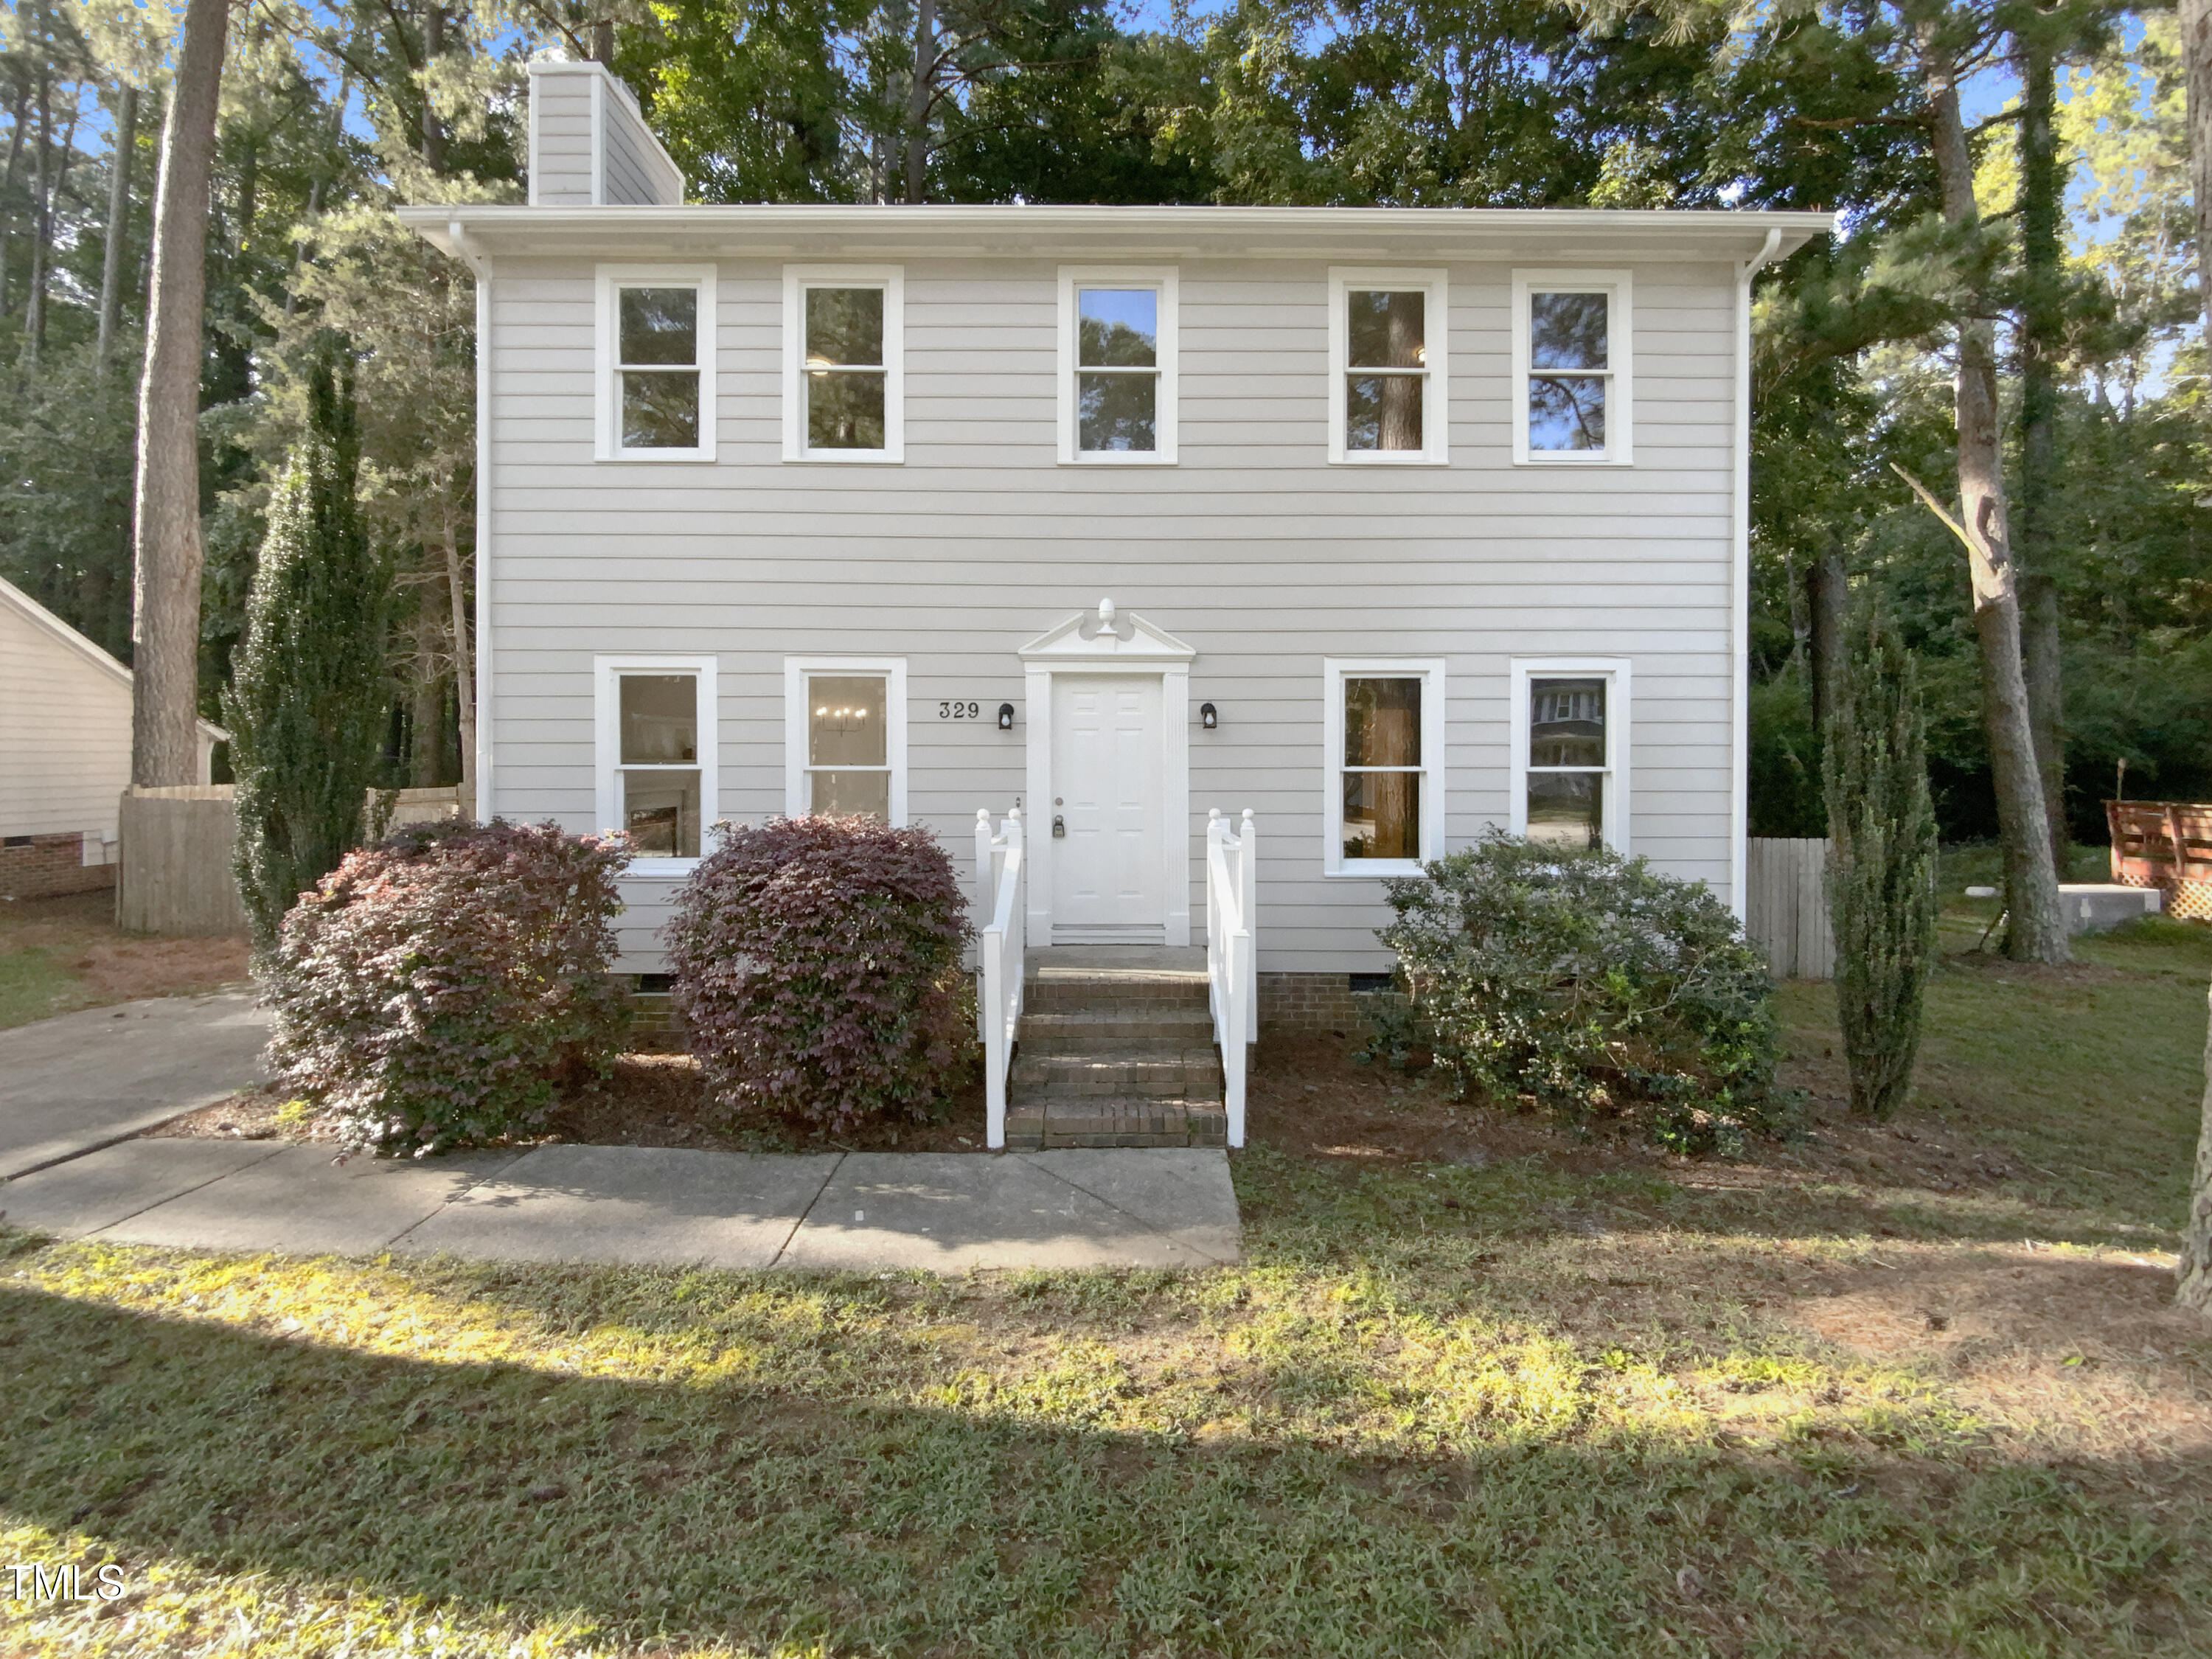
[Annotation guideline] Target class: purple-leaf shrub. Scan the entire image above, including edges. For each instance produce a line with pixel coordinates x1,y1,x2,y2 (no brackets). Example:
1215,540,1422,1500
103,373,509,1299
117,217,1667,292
664,815,973,1131
267,819,632,1154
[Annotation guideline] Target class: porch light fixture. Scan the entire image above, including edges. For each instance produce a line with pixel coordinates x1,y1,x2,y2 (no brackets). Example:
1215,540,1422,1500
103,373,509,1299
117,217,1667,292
998,703,1015,730
1200,702,1218,730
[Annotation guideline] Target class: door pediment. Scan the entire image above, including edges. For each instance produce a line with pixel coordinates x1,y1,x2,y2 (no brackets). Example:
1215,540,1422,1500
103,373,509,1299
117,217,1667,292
1019,599,1195,665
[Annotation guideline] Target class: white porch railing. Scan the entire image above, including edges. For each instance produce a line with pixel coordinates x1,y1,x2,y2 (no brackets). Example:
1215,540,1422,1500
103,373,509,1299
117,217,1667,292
1205,807,1256,1148
973,807,1027,1150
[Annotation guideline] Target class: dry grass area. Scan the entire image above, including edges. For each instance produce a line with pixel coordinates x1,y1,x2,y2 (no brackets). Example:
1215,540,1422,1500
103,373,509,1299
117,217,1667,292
0,888,247,1030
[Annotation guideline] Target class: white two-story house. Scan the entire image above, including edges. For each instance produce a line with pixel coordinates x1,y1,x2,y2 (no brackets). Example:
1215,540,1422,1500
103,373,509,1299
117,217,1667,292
401,61,1829,1144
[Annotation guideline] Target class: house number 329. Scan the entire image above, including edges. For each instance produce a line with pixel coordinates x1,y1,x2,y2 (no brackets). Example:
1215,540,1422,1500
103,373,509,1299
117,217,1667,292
938,701,982,719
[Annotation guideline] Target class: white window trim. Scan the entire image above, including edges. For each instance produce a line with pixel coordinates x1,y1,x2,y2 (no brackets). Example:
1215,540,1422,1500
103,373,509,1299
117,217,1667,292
594,654,719,875
594,265,717,462
1057,267,1179,465
1326,268,1449,467
784,657,910,824
782,265,905,464
1322,658,1447,877
1508,656,1632,852
1512,269,1634,466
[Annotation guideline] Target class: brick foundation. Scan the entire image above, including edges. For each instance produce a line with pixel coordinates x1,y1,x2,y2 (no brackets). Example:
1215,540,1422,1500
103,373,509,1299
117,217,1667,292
0,832,115,900
1259,971,1399,1036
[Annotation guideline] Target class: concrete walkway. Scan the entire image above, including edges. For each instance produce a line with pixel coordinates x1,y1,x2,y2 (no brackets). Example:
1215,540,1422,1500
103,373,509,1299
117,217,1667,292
0,992,269,1179
0,1139,1241,1272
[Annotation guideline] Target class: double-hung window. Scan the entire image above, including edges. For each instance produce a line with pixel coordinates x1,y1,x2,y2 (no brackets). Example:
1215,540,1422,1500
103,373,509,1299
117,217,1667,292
785,658,908,823
783,267,904,462
1328,268,1448,465
596,268,716,462
1512,271,1632,465
596,657,717,870
1510,658,1629,850
1057,268,1178,463
1324,659,1445,875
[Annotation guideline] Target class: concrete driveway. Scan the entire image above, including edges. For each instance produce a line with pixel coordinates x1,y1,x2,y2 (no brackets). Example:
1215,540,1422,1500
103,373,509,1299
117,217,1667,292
0,991,268,1179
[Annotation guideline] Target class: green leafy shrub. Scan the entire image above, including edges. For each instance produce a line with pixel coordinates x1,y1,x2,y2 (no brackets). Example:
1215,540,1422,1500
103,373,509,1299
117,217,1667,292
268,819,631,1154
664,815,973,1132
1370,832,1787,1152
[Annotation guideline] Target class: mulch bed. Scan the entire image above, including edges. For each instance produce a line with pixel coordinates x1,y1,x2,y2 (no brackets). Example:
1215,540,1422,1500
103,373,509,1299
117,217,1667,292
157,1023,2039,1211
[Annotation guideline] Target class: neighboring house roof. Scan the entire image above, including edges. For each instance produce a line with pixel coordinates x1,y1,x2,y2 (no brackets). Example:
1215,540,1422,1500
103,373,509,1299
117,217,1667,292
400,203,1836,266
0,576,229,745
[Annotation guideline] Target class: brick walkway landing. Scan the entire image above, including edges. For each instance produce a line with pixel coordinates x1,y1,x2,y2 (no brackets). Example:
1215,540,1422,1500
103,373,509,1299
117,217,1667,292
1006,948,1227,1150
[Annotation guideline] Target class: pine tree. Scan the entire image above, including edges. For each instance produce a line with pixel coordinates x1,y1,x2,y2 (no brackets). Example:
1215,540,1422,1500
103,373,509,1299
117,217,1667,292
1823,606,1940,1121
225,341,392,954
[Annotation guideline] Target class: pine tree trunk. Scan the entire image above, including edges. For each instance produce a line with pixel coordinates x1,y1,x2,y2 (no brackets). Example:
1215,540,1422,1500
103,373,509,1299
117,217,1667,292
24,54,49,361
2177,984,2212,1311
1807,533,1848,740
0,69,29,318
420,7,446,173
96,82,138,372
442,523,476,814
2171,0,2212,1317
1918,27,2069,963
130,0,228,787
410,615,442,787
905,0,935,204
2016,29,2070,872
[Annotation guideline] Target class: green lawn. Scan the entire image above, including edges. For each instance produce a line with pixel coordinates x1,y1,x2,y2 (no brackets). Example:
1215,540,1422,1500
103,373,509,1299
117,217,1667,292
1,896,2206,1657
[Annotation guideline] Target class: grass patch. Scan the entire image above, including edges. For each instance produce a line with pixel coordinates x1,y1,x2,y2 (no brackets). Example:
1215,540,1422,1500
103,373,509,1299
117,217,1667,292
0,890,246,1031
1,869,2207,1655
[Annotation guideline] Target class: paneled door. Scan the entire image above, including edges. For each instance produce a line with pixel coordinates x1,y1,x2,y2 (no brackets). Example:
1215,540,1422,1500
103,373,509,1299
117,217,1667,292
1050,673,1166,945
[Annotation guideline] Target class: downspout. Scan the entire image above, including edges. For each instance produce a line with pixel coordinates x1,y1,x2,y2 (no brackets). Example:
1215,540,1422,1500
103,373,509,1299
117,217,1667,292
449,218,493,821
1731,227,1783,921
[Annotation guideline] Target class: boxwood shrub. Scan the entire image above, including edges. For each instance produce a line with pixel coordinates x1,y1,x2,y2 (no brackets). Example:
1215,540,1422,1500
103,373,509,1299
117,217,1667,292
664,815,972,1132
267,819,632,1154
1368,832,1787,1152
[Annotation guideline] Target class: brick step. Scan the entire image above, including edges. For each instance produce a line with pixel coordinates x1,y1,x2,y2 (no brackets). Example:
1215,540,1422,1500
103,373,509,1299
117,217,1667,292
1003,1097,1229,1151
1010,1045,1225,1099
1018,1009,1217,1045
1024,979,1210,1014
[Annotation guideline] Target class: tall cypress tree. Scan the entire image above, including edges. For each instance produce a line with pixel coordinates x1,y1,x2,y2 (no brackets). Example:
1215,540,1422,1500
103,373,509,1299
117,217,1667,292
1823,606,1940,1121
226,340,392,954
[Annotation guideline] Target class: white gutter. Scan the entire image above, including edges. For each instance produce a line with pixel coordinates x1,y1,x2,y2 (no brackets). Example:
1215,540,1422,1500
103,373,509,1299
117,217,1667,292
1731,226,1784,920
448,218,494,821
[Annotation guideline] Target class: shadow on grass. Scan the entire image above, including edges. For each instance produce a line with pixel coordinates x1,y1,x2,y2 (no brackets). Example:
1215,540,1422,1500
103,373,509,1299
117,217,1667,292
1,1271,2203,1657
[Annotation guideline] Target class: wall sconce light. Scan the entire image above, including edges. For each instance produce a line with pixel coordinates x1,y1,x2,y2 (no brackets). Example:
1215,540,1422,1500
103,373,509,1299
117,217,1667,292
1200,702,1219,730
998,703,1016,731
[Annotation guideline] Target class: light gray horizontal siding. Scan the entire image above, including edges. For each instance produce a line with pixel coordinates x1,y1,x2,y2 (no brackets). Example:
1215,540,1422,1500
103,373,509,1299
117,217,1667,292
529,80,595,206
484,254,1739,973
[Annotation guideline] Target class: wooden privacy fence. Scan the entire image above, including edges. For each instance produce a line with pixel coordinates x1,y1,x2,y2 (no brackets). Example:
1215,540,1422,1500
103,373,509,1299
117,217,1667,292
1745,837,1834,981
2106,800,2212,921
117,784,463,937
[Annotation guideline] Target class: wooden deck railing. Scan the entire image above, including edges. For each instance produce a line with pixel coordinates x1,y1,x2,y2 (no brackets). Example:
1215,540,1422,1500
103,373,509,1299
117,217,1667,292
2105,800,2212,920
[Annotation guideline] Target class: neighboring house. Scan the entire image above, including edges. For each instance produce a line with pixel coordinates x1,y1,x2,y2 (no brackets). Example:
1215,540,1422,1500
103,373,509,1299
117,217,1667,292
0,577,225,900
400,60,1831,1046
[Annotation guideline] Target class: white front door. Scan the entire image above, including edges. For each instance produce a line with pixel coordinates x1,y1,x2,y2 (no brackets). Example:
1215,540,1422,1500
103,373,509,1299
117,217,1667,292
1050,673,1166,944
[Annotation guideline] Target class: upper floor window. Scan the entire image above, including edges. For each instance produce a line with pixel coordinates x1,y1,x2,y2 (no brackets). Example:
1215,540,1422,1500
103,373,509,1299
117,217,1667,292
784,267,904,462
1512,271,1633,465
596,266,715,462
784,658,909,822
1323,658,1445,875
1510,658,1630,850
1327,268,1448,465
1057,268,1179,464
594,655,718,870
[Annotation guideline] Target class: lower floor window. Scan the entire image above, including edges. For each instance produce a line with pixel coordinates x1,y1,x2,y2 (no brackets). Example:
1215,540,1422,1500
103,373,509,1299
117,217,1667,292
597,657,718,867
1512,658,1627,851
1325,658,1444,874
786,658,908,823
